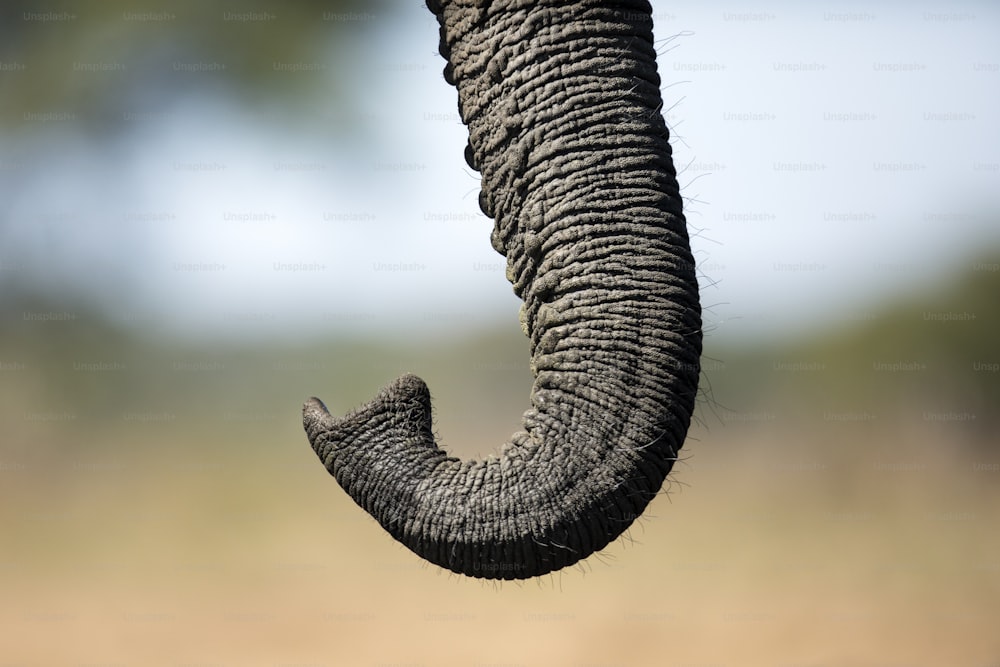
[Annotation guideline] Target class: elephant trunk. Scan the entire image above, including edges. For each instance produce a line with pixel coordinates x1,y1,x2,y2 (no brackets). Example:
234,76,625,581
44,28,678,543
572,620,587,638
303,0,701,579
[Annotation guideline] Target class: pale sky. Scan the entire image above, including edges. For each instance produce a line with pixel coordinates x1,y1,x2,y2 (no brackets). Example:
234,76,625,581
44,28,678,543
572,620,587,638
4,0,998,343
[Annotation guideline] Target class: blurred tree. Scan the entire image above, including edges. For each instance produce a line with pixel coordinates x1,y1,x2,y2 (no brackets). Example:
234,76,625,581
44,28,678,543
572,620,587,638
0,0,388,134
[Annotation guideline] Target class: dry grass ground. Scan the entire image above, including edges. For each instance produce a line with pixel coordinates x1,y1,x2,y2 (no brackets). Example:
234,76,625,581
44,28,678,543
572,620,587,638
3,408,997,666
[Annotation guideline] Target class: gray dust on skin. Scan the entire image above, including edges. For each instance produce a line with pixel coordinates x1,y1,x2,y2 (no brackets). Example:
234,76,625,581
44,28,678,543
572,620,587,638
303,0,702,580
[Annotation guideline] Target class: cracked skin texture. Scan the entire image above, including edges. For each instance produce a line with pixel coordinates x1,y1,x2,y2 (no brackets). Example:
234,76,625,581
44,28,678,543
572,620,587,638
303,0,702,579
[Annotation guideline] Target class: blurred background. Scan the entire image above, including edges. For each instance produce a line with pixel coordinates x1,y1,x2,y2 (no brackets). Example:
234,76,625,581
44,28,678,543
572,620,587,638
1,0,998,665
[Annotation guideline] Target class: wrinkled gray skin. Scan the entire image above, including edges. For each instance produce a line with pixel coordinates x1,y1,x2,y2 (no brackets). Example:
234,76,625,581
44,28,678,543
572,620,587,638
303,0,702,580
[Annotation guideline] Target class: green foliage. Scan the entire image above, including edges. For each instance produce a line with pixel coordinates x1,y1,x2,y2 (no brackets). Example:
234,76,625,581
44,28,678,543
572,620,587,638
1,0,388,131
702,255,1000,448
